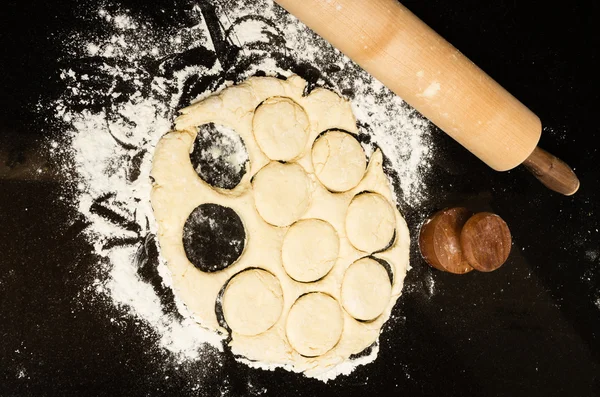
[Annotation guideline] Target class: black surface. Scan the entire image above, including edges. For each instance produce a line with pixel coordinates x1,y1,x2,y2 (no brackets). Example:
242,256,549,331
1,0,600,396
183,204,246,272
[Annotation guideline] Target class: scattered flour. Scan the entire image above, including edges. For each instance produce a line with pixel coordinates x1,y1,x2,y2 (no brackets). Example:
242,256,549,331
47,0,434,384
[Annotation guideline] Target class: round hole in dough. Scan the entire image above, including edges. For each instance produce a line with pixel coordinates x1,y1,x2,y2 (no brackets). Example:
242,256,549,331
286,292,344,357
222,269,284,336
341,257,392,321
281,219,339,282
189,123,249,190
183,203,245,272
252,161,311,227
311,130,366,192
345,192,396,253
252,97,310,161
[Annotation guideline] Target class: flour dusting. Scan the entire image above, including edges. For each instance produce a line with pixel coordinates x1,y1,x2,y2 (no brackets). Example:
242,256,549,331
47,0,434,385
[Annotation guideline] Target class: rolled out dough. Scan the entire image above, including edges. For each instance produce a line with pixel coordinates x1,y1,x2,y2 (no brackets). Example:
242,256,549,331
150,75,411,378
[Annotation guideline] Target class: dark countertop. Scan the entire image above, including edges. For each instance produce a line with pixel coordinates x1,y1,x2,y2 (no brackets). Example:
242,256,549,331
1,0,599,396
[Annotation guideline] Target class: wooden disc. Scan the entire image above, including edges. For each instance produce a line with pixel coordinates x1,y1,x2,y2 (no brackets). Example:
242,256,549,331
460,212,512,272
418,207,474,274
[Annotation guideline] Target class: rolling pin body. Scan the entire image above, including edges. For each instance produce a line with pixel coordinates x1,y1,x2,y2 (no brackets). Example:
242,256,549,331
275,0,540,172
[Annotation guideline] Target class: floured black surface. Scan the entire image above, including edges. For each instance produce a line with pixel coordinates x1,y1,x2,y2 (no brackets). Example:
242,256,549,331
1,0,600,396
190,123,249,190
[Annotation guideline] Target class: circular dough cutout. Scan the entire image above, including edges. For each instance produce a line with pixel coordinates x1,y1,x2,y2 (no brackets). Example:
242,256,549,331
282,219,339,282
253,97,310,161
222,269,284,336
252,161,311,227
341,258,392,321
286,292,343,357
312,130,366,192
346,192,396,253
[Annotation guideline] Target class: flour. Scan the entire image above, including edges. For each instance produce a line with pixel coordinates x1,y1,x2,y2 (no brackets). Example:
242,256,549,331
238,343,380,382
48,0,434,385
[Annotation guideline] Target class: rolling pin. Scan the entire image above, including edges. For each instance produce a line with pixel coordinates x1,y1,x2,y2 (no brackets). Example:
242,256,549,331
274,0,580,195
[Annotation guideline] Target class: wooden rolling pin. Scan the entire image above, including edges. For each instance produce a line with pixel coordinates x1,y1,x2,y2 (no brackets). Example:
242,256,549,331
274,0,580,195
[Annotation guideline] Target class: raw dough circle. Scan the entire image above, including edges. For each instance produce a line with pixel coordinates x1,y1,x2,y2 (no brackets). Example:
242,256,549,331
281,219,339,282
286,292,344,357
253,97,310,161
252,161,311,227
341,258,392,321
346,192,396,253
222,269,284,336
312,130,366,192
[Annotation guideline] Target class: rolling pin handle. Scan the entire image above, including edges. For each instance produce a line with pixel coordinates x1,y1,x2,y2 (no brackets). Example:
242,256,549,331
522,146,580,196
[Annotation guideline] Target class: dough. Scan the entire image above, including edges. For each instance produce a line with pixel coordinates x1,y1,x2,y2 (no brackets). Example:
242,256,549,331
150,75,411,378
281,219,339,282
252,161,312,227
223,269,284,336
341,258,392,321
253,97,310,161
286,293,343,357
346,192,396,253
312,130,366,192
